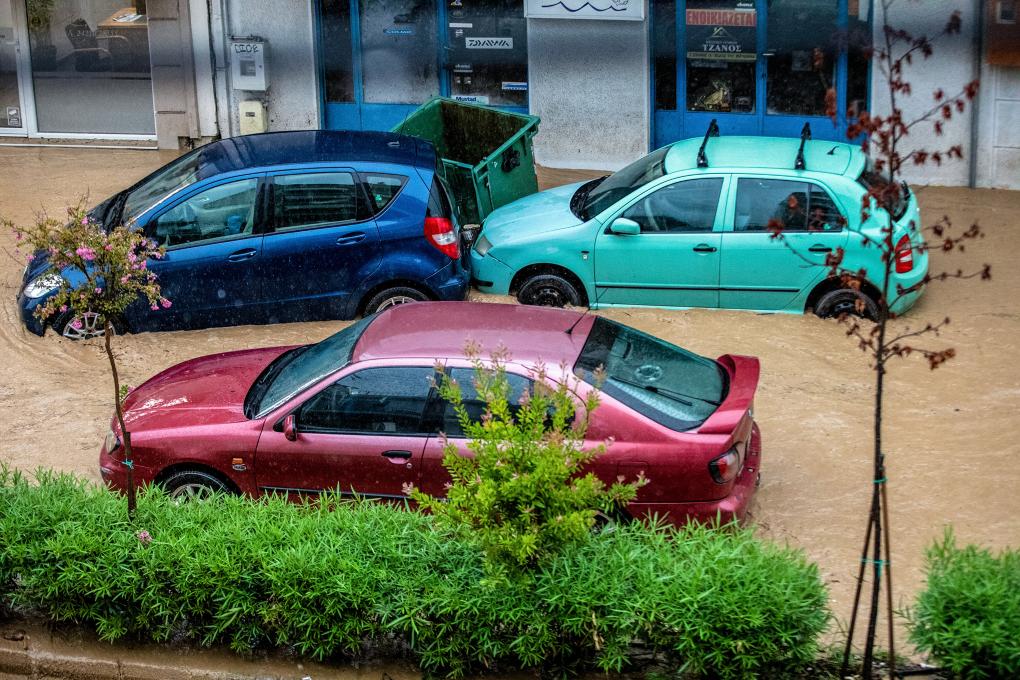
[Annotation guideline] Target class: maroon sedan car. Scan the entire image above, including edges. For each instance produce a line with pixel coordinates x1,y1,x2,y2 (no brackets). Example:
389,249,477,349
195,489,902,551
100,302,762,525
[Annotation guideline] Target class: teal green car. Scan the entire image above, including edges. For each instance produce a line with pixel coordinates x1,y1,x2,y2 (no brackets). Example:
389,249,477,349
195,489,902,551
469,130,927,318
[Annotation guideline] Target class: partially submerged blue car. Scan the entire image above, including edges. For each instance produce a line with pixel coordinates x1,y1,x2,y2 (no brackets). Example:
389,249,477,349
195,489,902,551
18,130,468,338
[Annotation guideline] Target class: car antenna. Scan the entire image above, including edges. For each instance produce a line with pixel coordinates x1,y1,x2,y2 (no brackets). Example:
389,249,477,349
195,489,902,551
795,122,811,170
566,285,608,336
696,118,720,168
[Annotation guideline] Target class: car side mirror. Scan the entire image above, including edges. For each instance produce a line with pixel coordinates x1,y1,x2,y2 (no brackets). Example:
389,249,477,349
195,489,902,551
283,414,297,442
609,217,641,236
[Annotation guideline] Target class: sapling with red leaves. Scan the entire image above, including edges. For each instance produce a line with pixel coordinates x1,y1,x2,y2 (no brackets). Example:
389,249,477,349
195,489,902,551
767,6,990,678
5,198,167,517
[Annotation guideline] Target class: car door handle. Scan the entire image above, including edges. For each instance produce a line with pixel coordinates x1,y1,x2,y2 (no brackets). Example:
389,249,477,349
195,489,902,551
692,244,717,253
335,232,367,246
227,248,257,262
381,449,413,460
808,244,833,253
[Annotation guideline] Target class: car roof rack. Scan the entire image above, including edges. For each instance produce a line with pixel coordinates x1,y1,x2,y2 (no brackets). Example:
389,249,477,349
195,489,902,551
696,118,720,168
795,122,811,170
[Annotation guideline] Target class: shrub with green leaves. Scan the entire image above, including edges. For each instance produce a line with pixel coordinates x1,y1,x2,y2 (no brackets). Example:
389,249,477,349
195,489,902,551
411,346,644,570
0,467,828,679
907,529,1020,679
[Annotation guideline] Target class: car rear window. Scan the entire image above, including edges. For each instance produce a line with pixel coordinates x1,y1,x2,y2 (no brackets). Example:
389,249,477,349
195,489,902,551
858,161,909,220
427,176,455,220
574,317,727,431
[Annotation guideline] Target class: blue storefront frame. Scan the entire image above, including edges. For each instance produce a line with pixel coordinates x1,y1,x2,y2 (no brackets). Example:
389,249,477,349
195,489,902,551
651,0,869,148
315,0,528,132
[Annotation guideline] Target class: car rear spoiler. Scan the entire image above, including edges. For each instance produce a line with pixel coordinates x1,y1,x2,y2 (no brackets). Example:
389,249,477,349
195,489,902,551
697,354,760,435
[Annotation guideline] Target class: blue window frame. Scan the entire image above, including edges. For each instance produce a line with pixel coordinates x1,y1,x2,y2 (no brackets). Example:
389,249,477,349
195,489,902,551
651,0,871,147
315,0,529,132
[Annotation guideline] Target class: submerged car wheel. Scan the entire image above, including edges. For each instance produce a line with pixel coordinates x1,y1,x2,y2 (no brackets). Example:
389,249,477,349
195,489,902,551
814,288,879,320
53,310,111,340
162,469,230,503
364,287,429,315
517,273,583,308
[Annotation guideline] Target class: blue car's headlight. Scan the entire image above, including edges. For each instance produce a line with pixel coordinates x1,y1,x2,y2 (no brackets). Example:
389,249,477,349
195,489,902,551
23,274,63,299
474,235,493,257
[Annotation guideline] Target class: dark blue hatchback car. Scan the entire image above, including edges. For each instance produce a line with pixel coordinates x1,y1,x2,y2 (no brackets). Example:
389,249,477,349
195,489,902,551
18,130,469,338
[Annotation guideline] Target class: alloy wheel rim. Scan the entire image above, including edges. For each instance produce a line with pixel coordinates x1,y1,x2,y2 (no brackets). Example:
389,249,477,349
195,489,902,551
61,312,107,340
377,295,418,311
170,483,217,502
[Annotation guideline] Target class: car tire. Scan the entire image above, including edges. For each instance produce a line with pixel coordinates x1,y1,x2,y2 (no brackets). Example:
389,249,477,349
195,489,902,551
363,286,429,316
516,273,583,308
161,469,231,502
814,288,880,320
52,310,117,340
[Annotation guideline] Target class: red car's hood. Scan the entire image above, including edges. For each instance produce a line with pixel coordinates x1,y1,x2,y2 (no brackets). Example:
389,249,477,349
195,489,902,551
122,346,296,429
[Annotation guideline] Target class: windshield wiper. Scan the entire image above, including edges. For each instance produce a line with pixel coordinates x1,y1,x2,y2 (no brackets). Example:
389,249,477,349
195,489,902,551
608,376,722,408
571,176,607,221
243,346,308,418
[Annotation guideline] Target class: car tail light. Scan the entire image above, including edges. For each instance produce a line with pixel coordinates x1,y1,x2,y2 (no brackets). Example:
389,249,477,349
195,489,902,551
425,217,459,259
894,234,913,274
709,447,741,484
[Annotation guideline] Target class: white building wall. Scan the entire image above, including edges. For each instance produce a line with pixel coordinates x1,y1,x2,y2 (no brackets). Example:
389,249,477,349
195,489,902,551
219,0,320,138
527,18,650,171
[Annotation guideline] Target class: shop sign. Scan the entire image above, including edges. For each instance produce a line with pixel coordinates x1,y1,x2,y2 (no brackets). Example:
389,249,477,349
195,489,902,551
465,37,513,49
502,81,528,91
686,7,757,61
453,63,473,72
384,27,415,35
524,0,644,21
453,94,490,104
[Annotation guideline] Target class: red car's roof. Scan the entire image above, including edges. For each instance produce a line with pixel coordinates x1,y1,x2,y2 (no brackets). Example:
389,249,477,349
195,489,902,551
352,302,596,365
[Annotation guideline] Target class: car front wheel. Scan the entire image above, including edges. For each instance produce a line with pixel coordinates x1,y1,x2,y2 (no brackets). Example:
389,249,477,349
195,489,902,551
161,469,231,503
53,310,111,340
516,273,583,308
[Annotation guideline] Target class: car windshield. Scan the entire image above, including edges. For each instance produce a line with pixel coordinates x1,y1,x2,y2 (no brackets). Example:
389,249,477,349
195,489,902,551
574,317,727,431
121,147,205,223
246,316,374,419
580,146,670,220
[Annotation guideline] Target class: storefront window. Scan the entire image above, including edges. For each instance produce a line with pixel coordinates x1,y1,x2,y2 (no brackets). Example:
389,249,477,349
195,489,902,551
320,0,355,103
27,0,155,134
685,0,757,113
846,0,871,118
765,0,838,116
445,0,527,107
1,0,22,128
652,0,677,111
359,0,439,104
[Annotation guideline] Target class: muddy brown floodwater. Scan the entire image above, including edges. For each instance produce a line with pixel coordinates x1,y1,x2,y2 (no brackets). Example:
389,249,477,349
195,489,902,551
1,146,1018,654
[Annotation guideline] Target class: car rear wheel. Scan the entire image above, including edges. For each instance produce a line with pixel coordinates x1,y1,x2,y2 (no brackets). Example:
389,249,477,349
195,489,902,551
517,273,583,308
363,286,429,316
53,310,112,340
814,288,879,320
161,469,230,503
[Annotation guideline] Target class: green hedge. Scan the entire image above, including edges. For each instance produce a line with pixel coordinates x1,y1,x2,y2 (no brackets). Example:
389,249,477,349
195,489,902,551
0,469,829,678
908,530,1020,679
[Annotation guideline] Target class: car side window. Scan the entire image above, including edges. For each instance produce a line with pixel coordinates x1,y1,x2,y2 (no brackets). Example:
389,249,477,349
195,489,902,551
296,366,433,435
150,179,259,248
271,172,359,232
621,178,723,233
363,173,407,215
734,178,845,232
440,368,534,438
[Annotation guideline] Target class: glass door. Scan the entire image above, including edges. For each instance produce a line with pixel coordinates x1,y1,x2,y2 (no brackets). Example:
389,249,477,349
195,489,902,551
0,0,26,132
444,0,527,112
761,0,840,138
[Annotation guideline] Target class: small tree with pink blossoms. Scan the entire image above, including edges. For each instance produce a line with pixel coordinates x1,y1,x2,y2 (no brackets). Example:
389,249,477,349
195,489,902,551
5,198,167,517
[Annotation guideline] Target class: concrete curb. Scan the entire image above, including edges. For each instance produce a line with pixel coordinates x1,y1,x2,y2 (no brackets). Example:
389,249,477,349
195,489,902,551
1,621,422,680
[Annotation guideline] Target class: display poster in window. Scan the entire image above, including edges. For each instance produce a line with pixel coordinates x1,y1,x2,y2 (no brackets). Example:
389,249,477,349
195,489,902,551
524,0,644,21
685,5,757,62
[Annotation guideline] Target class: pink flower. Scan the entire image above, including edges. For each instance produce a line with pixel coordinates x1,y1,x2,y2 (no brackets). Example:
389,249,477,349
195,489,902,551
75,247,95,261
59,305,68,313
136,530,152,545
127,251,137,263
26,253,34,262
120,276,130,284
160,298,171,309
70,318,83,330
94,287,103,295
401,482,415,496
81,217,88,226
150,303,159,311
104,244,113,251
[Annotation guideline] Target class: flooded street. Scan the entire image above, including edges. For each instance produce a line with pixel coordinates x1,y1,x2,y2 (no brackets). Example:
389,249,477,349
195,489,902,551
1,145,1018,645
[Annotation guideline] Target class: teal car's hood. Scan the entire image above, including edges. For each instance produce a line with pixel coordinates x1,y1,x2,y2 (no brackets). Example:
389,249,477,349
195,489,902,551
481,181,587,244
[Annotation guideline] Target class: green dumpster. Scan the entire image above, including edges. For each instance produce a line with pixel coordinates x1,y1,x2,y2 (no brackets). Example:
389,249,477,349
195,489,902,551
393,97,540,225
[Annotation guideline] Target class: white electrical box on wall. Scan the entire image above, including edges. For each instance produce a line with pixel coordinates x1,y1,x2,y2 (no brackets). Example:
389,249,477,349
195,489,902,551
231,38,268,91
239,100,268,135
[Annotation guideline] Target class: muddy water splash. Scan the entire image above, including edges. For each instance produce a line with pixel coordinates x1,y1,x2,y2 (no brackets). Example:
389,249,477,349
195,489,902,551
1,148,1018,652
